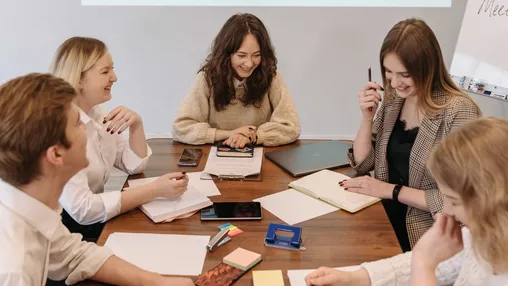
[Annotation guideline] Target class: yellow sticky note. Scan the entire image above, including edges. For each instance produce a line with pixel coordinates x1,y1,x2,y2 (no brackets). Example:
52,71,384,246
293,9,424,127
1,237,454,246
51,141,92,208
253,270,284,286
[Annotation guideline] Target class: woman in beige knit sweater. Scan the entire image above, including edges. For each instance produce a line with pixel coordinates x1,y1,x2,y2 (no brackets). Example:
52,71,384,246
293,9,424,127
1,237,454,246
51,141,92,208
172,13,301,148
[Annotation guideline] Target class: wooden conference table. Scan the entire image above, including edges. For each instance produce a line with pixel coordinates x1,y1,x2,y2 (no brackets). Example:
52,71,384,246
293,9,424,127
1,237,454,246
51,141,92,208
81,139,401,285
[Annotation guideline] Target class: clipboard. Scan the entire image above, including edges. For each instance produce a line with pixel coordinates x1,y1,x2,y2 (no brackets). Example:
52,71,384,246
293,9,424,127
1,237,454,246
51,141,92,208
200,147,263,182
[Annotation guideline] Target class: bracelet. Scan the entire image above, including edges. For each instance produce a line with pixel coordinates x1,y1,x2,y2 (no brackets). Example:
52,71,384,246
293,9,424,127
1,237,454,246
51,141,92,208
392,184,403,202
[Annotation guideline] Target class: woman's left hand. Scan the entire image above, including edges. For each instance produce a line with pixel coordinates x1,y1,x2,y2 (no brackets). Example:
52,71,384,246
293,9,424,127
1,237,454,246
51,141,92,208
104,106,142,134
223,133,251,149
339,176,394,199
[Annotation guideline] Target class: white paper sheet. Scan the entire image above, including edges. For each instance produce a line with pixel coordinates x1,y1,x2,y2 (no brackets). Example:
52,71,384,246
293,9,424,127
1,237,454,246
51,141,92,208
253,189,338,225
287,266,361,286
104,232,210,275
204,146,263,177
126,172,220,197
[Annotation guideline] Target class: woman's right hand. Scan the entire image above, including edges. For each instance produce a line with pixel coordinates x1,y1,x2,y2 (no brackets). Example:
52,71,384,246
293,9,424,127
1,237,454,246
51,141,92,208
151,173,189,199
358,82,383,120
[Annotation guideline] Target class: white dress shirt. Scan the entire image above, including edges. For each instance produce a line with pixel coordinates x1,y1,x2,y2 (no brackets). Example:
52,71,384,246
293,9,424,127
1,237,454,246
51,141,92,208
60,105,152,224
0,179,114,285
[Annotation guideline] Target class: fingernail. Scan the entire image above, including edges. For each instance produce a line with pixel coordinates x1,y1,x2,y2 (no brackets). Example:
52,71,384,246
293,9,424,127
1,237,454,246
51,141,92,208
380,87,385,91
103,120,107,124
118,131,121,134
339,183,343,186
110,131,114,134
106,128,110,132
344,188,348,190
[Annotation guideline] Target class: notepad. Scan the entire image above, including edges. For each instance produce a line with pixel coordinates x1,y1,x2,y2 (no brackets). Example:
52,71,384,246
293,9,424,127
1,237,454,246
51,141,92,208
104,232,209,276
126,177,212,223
253,270,284,286
223,248,262,271
289,170,380,213
254,189,338,225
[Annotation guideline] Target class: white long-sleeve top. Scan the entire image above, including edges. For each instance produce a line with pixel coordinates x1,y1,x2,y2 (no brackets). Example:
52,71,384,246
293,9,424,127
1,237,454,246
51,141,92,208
59,105,152,225
361,228,508,285
0,179,114,285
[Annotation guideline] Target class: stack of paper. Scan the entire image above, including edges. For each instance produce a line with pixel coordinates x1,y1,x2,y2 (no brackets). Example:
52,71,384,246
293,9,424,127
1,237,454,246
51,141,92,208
126,172,217,223
104,232,210,275
253,270,284,286
204,146,263,178
223,248,262,271
289,170,380,213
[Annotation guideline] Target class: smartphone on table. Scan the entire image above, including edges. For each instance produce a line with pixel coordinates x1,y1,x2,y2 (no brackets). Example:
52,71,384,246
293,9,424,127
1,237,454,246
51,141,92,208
177,148,202,167
200,202,262,221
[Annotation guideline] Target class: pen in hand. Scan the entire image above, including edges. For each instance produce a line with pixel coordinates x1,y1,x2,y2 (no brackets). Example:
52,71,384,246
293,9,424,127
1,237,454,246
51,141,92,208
171,171,187,181
368,66,373,112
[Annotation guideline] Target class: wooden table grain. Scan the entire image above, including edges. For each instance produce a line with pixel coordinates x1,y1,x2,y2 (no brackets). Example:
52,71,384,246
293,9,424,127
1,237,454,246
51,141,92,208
80,139,401,286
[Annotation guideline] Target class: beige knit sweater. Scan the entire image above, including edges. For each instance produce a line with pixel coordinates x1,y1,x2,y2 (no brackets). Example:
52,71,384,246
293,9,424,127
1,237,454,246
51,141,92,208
172,71,301,146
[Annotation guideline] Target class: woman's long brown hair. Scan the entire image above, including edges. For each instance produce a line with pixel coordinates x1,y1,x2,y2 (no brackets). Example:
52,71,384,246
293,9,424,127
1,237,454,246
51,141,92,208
200,13,277,112
379,18,480,116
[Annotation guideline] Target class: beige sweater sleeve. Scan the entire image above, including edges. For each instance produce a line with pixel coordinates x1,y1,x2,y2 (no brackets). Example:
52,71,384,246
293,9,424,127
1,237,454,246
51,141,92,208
256,73,301,146
172,72,216,145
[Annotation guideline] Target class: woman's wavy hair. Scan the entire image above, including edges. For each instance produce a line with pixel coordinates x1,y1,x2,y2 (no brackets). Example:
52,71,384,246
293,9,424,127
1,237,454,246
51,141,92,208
200,13,277,111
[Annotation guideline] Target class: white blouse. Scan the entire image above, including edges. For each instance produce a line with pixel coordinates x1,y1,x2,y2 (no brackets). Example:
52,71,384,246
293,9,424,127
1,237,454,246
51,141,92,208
59,105,152,225
361,228,508,286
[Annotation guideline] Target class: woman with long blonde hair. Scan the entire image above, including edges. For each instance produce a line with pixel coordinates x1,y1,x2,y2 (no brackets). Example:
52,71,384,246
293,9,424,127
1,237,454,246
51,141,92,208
50,37,189,242
306,117,508,285
341,18,481,251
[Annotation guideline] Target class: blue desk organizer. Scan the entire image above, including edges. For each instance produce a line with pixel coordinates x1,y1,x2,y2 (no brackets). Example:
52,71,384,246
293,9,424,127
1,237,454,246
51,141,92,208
264,223,304,251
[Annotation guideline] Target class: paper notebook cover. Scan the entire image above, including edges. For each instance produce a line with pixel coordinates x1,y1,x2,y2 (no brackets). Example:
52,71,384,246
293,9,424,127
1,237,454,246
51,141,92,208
216,141,254,158
253,270,284,286
133,186,212,223
223,248,262,271
194,263,245,286
288,169,380,213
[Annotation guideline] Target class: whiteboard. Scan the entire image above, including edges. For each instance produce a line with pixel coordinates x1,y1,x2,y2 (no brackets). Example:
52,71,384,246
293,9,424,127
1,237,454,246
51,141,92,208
0,0,466,139
82,0,451,7
450,0,508,89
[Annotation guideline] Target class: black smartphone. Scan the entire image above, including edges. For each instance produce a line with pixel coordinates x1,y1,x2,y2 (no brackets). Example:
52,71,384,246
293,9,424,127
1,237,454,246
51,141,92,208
177,148,202,167
200,202,262,221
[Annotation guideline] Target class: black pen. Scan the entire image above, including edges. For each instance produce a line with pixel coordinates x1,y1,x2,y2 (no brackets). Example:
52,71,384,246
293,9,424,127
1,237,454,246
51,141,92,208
368,66,373,112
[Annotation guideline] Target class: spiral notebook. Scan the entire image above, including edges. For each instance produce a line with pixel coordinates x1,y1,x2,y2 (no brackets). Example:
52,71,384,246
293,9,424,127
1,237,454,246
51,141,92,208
288,169,380,213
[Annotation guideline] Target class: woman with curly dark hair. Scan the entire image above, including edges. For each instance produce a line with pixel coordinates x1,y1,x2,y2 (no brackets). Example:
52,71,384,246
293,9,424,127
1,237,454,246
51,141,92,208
172,13,300,148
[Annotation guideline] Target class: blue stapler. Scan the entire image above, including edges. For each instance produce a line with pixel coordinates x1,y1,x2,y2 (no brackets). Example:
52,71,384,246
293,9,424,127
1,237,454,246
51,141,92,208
264,223,305,251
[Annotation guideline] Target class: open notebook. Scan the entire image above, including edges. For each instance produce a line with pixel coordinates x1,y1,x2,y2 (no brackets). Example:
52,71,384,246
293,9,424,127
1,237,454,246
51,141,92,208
288,169,380,213
126,177,212,223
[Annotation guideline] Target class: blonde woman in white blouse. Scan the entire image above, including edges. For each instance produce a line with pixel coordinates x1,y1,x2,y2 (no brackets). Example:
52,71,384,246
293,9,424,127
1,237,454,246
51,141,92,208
305,117,508,286
50,37,188,241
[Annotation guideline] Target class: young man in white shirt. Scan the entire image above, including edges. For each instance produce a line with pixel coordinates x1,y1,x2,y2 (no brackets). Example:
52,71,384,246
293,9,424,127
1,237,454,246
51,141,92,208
0,73,193,286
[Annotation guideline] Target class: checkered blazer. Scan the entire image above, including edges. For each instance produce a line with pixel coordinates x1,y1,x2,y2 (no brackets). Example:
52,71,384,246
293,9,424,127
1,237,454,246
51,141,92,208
347,90,480,248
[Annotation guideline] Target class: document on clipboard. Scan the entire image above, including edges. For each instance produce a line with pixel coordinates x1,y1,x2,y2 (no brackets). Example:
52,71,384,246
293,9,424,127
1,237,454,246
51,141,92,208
202,146,263,181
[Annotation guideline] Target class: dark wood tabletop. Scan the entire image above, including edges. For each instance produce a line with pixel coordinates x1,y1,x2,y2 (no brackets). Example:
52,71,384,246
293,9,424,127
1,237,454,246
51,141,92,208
80,139,401,286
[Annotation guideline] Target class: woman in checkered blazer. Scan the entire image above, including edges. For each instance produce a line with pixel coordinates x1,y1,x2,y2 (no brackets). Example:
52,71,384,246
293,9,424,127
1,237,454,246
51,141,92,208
342,18,481,252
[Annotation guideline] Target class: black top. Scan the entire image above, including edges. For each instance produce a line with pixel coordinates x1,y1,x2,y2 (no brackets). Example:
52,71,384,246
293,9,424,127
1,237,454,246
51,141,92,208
383,113,419,252
387,116,419,186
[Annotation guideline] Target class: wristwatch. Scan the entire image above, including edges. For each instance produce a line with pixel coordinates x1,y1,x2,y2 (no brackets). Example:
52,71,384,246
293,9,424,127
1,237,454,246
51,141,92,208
392,184,403,202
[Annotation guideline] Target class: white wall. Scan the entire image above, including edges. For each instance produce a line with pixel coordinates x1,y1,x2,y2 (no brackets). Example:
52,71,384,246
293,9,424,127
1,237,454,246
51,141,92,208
0,0,466,139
